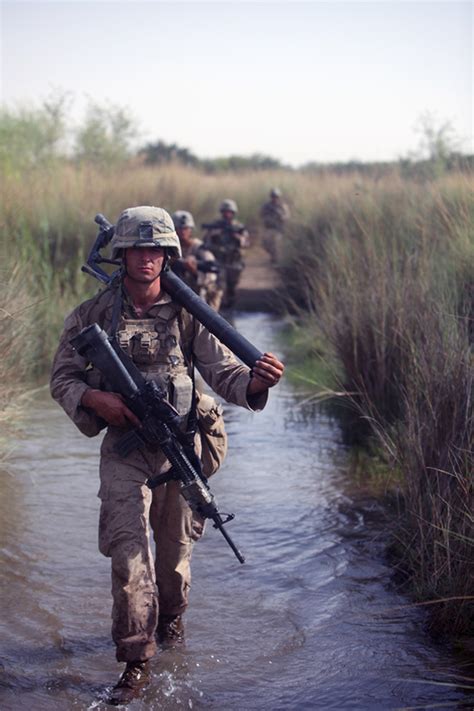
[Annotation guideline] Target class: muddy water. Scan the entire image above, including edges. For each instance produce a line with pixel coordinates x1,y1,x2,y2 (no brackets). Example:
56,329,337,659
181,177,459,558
0,313,471,710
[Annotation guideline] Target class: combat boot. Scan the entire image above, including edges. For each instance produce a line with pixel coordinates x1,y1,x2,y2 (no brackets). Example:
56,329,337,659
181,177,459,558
156,613,185,646
106,661,150,706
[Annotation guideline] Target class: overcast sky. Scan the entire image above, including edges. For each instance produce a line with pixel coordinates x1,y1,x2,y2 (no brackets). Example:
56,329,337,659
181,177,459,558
1,0,472,166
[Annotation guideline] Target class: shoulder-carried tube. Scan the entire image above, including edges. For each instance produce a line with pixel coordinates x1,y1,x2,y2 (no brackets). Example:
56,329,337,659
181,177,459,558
161,268,263,369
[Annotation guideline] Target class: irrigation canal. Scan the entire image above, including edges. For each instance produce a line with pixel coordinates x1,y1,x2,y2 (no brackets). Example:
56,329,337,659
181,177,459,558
0,312,471,710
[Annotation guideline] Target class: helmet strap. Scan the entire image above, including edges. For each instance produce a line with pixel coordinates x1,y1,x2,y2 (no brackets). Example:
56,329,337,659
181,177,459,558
159,251,169,276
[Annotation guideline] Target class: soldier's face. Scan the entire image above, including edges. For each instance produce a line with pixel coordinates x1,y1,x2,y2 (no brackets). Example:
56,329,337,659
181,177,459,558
124,247,165,283
222,210,234,222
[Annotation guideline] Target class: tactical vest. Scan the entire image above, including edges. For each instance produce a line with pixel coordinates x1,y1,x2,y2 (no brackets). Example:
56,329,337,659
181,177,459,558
115,302,194,419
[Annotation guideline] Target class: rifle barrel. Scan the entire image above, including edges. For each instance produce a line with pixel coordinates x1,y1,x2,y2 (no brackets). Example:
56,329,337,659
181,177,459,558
212,515,245,564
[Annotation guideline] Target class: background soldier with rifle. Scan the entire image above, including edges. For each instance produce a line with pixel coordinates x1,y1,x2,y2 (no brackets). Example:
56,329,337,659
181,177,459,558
260,187,291,264
202,198,249,309
49,206,284,705
171,210,223,311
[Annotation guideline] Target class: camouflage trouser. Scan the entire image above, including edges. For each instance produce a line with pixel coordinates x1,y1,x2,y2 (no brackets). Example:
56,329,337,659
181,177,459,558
98,431,204,662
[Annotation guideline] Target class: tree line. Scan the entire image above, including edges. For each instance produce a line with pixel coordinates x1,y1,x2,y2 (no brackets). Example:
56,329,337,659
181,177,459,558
1,95,471,179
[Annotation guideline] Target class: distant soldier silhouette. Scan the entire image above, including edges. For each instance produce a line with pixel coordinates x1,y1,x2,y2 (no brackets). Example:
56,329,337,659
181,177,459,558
260,188,291,263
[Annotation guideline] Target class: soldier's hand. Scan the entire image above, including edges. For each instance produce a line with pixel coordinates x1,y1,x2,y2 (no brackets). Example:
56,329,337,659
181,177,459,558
81,390,142,428
247,353,285,395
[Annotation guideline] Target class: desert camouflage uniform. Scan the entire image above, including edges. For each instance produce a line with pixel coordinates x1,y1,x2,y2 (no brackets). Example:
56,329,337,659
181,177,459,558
50,282,266,662
173,238,223,312
260,199,290,263
202,220,249,308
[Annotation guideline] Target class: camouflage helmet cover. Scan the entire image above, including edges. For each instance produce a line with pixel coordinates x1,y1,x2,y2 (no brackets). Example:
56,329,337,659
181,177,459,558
172,210,195,230
219,198,238,214
111,206,182,258
270,187,282,198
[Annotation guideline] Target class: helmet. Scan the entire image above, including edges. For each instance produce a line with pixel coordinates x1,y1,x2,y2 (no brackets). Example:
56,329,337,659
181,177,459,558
270,187,282,198
219,198,238,214
172,210,195,230
111,206,182,259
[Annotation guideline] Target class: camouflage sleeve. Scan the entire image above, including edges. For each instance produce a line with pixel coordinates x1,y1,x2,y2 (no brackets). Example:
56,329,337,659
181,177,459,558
192,320,268,412
50,308,106,437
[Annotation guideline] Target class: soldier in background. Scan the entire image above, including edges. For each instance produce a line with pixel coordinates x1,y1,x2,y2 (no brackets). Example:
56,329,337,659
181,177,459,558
171,210,223,311
202,199,249,310
260,187,291,263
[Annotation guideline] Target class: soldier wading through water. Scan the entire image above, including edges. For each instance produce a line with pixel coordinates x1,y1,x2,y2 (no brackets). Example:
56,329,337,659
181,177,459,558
50,206,284,705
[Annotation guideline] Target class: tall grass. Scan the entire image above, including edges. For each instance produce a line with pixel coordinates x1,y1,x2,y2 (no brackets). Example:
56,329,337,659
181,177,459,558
0,263,38,452
391,302,472,634
280,172,473,636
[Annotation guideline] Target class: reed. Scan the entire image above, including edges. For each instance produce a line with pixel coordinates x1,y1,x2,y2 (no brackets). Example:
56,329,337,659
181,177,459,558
390,300,473,634
280,172,473,635
0,262,37,450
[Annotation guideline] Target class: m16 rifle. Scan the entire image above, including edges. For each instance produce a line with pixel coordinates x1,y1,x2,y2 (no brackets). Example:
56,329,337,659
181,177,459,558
201,220,246,236
81,213,122,285
71,323,245,564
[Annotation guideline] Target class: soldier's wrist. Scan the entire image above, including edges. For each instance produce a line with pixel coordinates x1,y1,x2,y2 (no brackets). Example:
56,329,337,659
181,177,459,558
81,388,101,409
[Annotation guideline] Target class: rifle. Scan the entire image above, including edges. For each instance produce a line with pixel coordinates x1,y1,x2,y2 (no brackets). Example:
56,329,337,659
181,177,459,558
71,323,245,564
196,259,220,274
81,213,121,285
201,220,246,235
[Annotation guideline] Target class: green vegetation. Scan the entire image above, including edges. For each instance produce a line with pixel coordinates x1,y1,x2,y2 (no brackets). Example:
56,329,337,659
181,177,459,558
1,99,472,637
